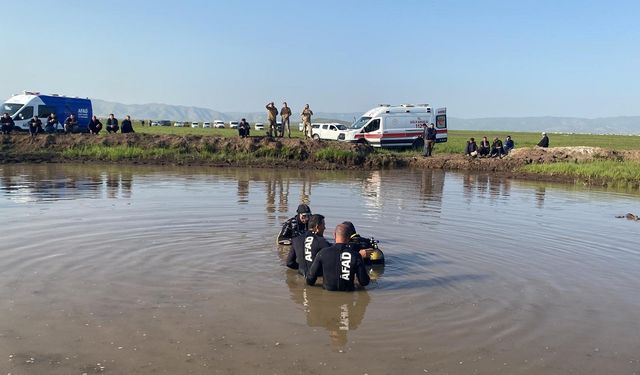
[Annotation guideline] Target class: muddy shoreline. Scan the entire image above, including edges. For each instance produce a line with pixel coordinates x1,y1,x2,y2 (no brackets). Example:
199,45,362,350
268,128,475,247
2,133,639,187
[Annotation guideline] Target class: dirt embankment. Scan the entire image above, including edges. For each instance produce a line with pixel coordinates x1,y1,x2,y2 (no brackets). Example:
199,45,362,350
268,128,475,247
2,133,639,181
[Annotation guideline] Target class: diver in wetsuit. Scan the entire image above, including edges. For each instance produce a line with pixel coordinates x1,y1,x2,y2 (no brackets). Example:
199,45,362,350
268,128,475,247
342,221,385,265
277,204,311,245
306,223,370,291
287,214,331,277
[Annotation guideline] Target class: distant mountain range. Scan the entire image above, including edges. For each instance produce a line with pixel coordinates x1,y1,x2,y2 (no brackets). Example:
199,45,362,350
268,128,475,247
93,99,640,135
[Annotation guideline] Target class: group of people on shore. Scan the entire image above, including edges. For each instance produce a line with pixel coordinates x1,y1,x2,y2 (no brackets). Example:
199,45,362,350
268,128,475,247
278,204,378,292
265,102,313,138
1,112,135,138
464,135,515,158
463,132,549,158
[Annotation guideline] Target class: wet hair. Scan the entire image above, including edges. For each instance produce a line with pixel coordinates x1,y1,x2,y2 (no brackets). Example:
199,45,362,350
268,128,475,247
334,223,351,241
341,221,356,235
308,214,325,229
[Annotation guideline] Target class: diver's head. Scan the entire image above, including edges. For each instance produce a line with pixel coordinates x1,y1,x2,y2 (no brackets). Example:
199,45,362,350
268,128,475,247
297,204,311,223
308,214,325,236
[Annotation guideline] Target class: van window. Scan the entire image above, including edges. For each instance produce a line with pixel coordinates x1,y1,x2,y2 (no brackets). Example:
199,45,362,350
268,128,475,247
436,114,447,129
322,124,328,130
38,105,55,118
312,124,320,129
330,125,337,131
2,103,23,116
363,119,380,133
16,106,34,120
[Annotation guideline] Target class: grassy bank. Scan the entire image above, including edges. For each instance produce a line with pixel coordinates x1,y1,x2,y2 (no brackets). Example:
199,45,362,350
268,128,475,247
521,160,640,187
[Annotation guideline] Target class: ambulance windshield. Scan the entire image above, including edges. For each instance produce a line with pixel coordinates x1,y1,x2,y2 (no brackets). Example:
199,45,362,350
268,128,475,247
2,103,24,117
350,116,371,129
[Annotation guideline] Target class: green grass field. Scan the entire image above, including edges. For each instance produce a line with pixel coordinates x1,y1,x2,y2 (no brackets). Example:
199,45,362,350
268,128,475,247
130,121,640,153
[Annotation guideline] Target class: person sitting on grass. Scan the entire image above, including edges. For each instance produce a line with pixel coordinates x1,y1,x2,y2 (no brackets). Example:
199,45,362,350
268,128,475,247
121,115,134,133
106,114,119,133
537,132,549,148
490,137,504,158
503,135,514,154
88,115,103,134
64,114,77,134
29,116,43,139
1,112,15,135
479,136,490,157
465,137,478,157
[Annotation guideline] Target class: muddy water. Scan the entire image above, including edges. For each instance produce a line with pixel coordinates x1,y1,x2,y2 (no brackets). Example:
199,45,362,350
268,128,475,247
1,164,639,375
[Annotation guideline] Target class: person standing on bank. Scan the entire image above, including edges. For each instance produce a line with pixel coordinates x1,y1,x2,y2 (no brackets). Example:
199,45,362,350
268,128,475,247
287,214,331,278
88,115,103,134
106,114,119,133
306,223,370,291
266,102,278,137
1,112,15,135
423,123,437,157
301,104,313,138
64,113,78,134
121,115,134,133
537,132,549,148
29,116,43,139
280,102,292,138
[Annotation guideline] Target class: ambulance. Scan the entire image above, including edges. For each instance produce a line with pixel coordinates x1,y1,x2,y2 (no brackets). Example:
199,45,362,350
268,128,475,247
1,91,92,132
338,104,447,148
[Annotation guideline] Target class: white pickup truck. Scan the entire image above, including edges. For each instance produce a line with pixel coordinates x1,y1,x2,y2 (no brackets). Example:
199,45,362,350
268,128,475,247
310,123,349,140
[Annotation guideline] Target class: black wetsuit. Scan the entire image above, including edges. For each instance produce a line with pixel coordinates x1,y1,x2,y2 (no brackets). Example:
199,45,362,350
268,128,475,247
278,215,308,244
307,243,370,291
287,231,331,277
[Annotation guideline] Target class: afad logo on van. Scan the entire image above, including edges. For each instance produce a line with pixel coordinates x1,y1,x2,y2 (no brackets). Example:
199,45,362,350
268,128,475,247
77,108,89,119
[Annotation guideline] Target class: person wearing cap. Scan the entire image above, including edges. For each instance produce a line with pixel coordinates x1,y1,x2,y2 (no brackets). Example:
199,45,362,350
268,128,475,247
306,223,370,291
265,102,279,137
301,104,313,138
280,102,292,138
277,203,312,245
287,214,331,277
537,132,549,148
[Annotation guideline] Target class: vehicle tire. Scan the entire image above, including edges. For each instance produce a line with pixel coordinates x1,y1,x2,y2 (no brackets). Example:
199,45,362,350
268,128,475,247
312,134,320,140
412,138,424,150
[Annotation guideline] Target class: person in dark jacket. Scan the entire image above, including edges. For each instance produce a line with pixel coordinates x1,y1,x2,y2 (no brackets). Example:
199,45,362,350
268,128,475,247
490,137,504,158
64,114,78,134
306,223,370,291
277,204,311,245
45,113,58,134
479,136,490,157
287,214,331,277
88,115,103,134
1,112,15,134
465,137,478,157
106,114,119,133
537,132,549,148
121,115,134,133
238,118,250,138
423,123,437,157
503,135,514,154
29,116,43,138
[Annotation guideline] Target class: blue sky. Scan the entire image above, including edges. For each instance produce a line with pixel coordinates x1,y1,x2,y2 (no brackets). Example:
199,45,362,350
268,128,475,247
2,0,639,118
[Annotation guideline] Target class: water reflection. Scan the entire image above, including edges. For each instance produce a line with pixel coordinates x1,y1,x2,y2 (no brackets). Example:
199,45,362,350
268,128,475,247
286,271,370,349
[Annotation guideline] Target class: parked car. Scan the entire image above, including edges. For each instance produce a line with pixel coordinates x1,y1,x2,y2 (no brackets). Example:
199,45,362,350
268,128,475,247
191,121,199,128
213,120,225,128
150,121,159,126
310,122,349,140
254,122,264,130
173,121,185,127
229,121,239,129
158,120,171,126
202,121,212,128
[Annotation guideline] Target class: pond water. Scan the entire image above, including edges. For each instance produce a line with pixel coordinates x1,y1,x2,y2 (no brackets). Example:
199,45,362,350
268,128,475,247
1,164,639,374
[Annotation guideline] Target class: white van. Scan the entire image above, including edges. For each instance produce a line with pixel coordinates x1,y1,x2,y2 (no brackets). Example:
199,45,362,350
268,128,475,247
229,121,239,129
191,121,199,128
202,121,212,128
213,120,225,128
338,104,447,148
